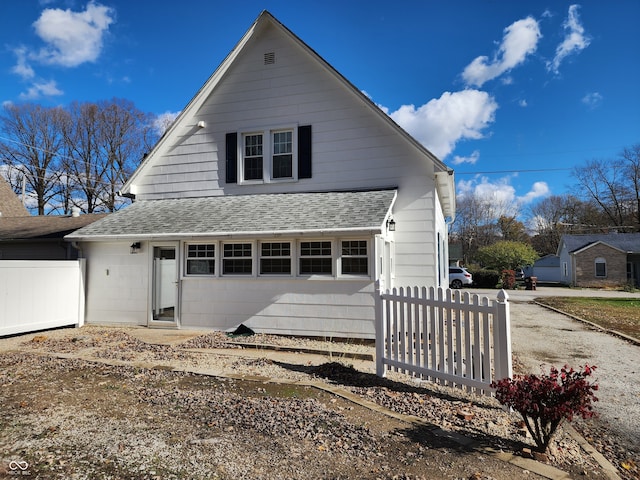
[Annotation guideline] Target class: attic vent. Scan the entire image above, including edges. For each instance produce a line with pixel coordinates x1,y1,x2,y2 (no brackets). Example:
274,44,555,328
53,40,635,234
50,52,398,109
264,52,275,65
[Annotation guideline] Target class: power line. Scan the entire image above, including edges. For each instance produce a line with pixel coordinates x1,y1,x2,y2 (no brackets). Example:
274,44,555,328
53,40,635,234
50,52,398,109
0,134,134,189
456,167,572,175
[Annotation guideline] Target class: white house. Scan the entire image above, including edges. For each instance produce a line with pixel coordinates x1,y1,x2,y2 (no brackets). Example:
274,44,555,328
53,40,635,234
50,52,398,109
67,11,455,339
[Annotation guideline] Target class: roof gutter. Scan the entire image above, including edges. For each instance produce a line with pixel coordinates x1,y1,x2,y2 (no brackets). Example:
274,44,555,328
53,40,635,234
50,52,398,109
65,226,383,242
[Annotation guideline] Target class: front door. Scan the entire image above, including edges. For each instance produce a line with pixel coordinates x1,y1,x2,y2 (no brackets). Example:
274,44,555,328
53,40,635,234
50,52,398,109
151,244,178,326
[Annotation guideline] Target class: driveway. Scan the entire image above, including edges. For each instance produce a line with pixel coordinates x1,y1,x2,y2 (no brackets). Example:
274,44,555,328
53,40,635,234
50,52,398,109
466,286,639,462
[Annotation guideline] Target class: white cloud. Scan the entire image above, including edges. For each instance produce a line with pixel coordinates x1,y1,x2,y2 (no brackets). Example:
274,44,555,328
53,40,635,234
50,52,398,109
18,80,63,100
458,176,549,215
462,17,542,87
518,181,550,203
388,89,498,159
452,150,480,165
581,91,602,109
518,99,528,107
547,4,590,74
32,1,115,67
11,47,35,79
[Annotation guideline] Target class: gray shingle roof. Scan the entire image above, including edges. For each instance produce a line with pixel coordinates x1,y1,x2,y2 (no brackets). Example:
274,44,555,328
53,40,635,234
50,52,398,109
562,233,640,254
66,190,397,240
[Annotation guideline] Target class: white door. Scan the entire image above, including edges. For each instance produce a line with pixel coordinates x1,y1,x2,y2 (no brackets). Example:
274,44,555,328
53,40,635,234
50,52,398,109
151,244,178,326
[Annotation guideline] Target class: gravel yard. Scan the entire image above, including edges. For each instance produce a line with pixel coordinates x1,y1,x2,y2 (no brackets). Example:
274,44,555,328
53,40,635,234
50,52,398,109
0,325,629,479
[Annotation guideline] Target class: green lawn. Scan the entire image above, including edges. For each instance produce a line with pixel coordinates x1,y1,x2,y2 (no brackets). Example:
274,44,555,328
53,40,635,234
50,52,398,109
535,297,640,341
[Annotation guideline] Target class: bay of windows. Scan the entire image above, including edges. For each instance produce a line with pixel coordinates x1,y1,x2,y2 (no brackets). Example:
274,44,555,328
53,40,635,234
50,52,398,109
184,239,369,278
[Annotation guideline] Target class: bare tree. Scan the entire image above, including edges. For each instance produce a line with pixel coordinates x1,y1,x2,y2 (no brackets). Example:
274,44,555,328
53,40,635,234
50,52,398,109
572,146,640,231
61,101,106,213
0,103,66,214
621,143,640,230
97,98,156,212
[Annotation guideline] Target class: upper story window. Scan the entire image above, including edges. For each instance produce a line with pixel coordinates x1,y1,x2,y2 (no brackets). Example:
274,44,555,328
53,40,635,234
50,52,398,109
226,126,312,185
243,133,264,181
272,130,293,179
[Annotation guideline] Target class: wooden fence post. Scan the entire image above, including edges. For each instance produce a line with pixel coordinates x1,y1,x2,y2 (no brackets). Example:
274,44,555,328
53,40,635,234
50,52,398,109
375,280,386,377
493,289,513,381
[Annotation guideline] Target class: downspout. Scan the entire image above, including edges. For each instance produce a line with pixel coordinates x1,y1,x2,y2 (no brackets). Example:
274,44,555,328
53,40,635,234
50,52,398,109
71,241,83,259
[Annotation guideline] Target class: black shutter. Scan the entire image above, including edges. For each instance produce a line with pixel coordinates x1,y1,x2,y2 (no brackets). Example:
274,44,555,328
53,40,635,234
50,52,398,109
225,132,237,183
298,125,312,179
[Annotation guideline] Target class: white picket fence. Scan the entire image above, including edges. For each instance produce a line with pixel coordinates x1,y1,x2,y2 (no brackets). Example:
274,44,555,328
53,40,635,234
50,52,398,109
375,285,512,396
0,260,86,337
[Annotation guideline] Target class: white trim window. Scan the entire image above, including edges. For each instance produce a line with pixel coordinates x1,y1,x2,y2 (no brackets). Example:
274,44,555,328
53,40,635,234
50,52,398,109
272,130,293,179
595,257,607,277
299,241,332,275
341,240,368,275
239,127,297,183
185,243,215,275
223,243,253,275
242,133,264,181
260,241,291,275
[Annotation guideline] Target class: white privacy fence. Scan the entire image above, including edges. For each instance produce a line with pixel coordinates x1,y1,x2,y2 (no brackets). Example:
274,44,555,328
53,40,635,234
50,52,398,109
0,260,85,337
375,285,512,396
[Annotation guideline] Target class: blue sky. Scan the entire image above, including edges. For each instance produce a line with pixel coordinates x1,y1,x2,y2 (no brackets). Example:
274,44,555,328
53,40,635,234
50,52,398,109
1,0,639,213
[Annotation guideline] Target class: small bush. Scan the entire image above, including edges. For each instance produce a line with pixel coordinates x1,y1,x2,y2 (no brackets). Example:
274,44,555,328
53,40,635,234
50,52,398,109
471,269,500,288
501,269,516,289
491,365,598,453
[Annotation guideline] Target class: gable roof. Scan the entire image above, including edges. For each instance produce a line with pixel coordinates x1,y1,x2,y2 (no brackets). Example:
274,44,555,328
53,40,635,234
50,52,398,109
121,10,454,217
533,254,560,267
0,214,107,241
66,189,396,241
560,233,640,255
0,178,29,217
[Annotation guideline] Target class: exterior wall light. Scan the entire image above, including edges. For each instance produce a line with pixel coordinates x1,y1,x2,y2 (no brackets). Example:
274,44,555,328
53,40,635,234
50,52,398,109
130,242,141,254
386,218,396,232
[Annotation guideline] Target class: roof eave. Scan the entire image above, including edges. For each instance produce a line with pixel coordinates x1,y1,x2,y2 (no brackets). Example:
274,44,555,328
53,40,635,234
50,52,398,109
66,226,383,242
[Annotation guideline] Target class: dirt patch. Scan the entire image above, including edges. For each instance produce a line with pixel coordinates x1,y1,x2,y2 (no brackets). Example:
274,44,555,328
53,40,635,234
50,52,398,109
0,326,625,479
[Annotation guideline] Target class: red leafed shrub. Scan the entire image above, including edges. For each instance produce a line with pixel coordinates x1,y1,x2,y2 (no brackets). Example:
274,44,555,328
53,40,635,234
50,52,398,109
501,269,516,289
491,365,598,453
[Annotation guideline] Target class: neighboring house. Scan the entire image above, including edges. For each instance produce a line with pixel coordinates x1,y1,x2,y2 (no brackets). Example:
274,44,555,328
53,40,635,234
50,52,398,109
66,11,455,339
448,243,463,267
525,254,561,283
1,177,107,260
558,233,640,288
0,209,106,260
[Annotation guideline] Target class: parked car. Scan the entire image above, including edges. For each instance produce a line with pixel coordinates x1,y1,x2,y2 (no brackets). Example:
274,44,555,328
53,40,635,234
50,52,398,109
449,267,473,289
515,268,525,280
